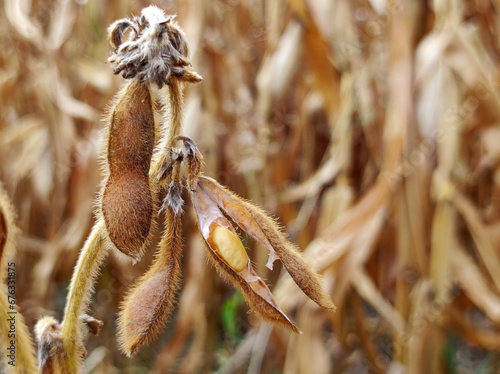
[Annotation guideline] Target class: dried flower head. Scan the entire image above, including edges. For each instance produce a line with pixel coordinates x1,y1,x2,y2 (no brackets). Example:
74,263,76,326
108,5,202,87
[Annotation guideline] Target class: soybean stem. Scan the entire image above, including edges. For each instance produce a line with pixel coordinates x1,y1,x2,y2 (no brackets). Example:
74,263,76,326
166,78,184,148
61,219,107,373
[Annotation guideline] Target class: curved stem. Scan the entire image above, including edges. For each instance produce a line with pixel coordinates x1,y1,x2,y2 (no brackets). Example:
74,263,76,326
61,219,107,373
166,78,184,148
150,77,186,188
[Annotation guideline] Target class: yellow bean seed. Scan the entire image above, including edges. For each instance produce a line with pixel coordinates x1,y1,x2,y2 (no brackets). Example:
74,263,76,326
211,226,248,272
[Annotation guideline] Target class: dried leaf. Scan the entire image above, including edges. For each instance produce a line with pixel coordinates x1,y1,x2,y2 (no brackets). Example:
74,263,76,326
350,267,406,332
452,244,500,324
452,191,500,294
80,314,104,336
35,316,68,374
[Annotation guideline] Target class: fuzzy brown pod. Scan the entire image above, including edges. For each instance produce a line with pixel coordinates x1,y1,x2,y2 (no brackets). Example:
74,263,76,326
36,317,68,374
198,176,336,312
101,80,156,262
192,186,301,333
117,210,183,357
108,5,202,87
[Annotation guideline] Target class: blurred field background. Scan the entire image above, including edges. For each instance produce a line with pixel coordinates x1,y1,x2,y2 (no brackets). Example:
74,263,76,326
2,0,500,373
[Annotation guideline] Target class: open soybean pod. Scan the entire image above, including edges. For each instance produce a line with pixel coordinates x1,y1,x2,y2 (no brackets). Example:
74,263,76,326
192,186,300,333
198,176,336,312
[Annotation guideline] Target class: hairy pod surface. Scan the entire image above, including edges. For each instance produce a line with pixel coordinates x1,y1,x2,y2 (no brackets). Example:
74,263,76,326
118,211,183,356
102,80,155,260
240,200,337,312
192,187,300,333
204,241,300,333
198,176,336,312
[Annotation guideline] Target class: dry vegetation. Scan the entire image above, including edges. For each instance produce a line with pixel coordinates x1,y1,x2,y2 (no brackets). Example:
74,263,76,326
2,0,500,373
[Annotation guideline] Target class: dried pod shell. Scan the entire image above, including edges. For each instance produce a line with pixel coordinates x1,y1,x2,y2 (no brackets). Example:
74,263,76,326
241,199,336,312
199,176,336,312
206,244,300,333
118,211,183,356
199,177,276,269
101,79,156,261
192,187,300,333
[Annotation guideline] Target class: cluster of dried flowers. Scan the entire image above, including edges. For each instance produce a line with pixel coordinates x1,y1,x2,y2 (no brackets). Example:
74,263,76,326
0,6,334,373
